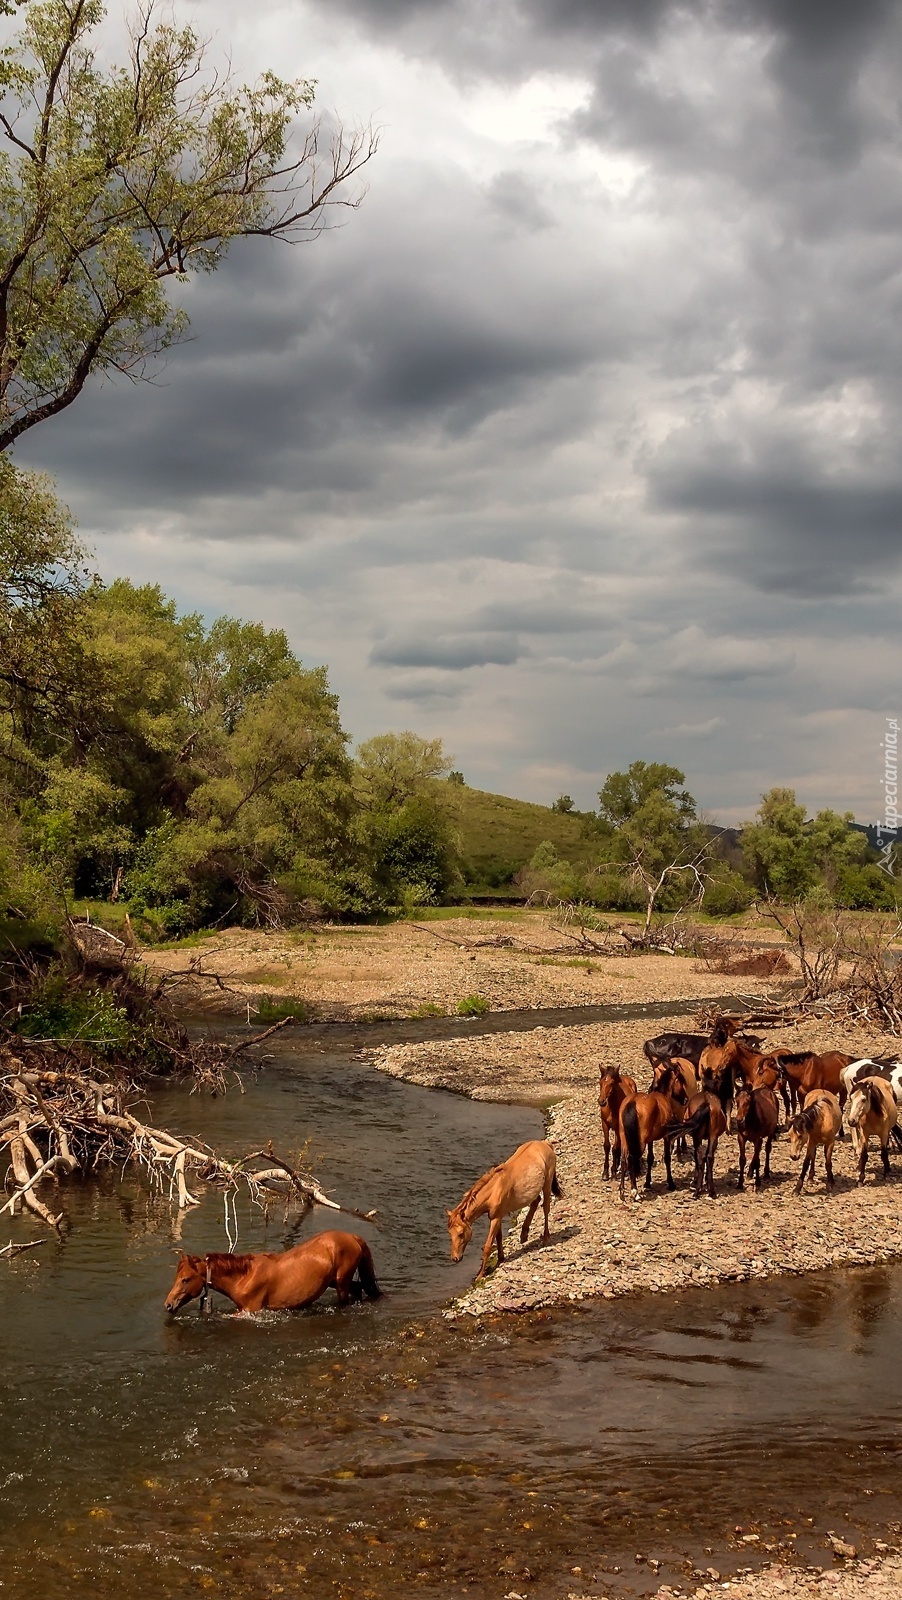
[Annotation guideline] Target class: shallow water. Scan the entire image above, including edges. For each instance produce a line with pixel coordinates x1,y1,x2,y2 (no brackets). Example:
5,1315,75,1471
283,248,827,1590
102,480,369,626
2,1044,902,1598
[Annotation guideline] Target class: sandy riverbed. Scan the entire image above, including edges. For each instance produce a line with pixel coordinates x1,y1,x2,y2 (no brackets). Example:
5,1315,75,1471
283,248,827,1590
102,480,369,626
144,912,764,1019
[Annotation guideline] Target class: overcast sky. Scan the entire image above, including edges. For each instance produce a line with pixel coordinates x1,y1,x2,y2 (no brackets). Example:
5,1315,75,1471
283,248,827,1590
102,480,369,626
14,0,902,822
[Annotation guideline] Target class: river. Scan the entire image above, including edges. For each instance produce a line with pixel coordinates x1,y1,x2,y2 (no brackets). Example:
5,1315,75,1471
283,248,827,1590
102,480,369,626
1,1032,901,1597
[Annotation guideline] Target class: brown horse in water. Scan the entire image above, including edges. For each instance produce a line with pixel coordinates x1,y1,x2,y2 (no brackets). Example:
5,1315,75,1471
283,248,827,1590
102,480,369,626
619,1065,687,1201
447,1140,560,1278
598,1067,638,1179
163,1230,382,1315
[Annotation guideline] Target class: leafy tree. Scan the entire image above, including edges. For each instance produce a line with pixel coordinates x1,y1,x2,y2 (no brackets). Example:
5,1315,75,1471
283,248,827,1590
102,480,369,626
0,0,376,450
742,787,878,904
551,794,574,813
594,760,711,936
354,732,456,906
354,731,451,809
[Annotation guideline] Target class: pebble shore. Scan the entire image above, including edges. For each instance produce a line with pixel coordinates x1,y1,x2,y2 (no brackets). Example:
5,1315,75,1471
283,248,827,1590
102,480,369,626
368,1011,902,1318
640,1551,902,1600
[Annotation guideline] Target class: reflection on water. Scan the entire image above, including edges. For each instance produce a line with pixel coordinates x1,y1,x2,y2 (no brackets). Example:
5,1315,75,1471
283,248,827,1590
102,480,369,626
2,1047,902,1599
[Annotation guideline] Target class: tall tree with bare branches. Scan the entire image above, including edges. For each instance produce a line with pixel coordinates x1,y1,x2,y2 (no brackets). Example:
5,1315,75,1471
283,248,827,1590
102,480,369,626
0,0,376,450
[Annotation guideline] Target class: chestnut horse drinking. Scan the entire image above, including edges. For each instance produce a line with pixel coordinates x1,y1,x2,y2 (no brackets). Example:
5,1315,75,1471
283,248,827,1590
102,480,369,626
598,1067,638,1179
163,1230,382,1315
447,1140,560,1278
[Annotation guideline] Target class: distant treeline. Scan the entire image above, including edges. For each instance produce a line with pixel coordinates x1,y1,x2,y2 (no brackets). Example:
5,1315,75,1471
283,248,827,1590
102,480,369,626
1,462,897,945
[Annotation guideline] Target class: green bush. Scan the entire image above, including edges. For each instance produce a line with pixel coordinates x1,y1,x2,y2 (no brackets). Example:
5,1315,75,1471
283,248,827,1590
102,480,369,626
253,995,309,1024
702,868,754,915
457,993,490,1017
13,971,134,1047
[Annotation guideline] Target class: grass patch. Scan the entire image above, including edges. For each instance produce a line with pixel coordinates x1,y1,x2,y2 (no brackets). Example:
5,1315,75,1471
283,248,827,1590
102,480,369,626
410,1001,447,1018
253,995,310,1024
535,956,595,972
456,994,490,1017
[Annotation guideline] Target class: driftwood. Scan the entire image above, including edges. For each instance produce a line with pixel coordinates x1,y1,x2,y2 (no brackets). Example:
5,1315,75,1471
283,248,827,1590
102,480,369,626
0,1050,376,1238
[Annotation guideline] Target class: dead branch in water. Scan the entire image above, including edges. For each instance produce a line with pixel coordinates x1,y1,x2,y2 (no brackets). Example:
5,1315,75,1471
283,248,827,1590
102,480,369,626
0,1047,376,1238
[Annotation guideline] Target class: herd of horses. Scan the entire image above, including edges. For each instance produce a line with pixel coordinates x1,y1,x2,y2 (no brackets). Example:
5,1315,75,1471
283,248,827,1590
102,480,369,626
601,1017,902,1203
163,1015,902,1313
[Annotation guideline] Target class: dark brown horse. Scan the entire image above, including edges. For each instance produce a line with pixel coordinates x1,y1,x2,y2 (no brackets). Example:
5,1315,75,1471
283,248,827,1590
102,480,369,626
771,1049,854,1114
598,1067,638,1179
734,1084,779,1191
619,1065,687,1201
662,1092,727,1199
163,1231,382,1315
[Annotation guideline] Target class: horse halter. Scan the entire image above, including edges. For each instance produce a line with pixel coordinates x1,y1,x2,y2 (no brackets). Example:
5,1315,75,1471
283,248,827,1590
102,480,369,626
199,1255,213,1314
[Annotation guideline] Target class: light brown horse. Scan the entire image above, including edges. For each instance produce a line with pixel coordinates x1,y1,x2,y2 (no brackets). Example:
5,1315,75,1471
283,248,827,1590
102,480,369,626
844,1077,897,1184
163,1231,382,1315
598,1067,638,1179
787,1091,842,1195
619,1065,687,1201
447,1140,560,1278
733,1084,779,1191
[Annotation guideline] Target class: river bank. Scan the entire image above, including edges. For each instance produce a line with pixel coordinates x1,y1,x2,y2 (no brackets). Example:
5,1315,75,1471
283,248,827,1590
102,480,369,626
367,1010,902,1319
144,911,771,1020
644,1551,902,1600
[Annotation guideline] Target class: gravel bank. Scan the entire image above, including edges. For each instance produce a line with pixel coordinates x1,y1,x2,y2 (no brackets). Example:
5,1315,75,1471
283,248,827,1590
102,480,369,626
368,1013,902,1318
638,1551,902,1600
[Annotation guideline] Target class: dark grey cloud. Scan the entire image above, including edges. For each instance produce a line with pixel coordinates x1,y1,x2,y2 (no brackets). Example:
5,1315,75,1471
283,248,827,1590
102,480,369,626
370,631,524,669
10,0,902,820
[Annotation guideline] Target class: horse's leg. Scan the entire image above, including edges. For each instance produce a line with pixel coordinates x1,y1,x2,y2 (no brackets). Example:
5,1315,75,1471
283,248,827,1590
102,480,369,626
737,1133,747,1192
751,1137,762,1192
763,1133,774,1180
881,1136,891,1179
693,1137,706,1199
794,1149,811,1196
542,1175,552,1245
858,1140,868,1185
825,1138,836,1189
645,1141,655,1190
612,1127,621,1178
520,1198,539,1244
602,1121,611,1182
706,1138,718,1199
478,1217,502,1277
663,1136,675,1192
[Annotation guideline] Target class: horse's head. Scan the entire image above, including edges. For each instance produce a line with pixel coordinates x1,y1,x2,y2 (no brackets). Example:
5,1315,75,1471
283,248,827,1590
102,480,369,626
748,1056,783,1094
654,1063,686,1102
734,1086,752,1131
164,1253,206,1312
446,1207,472,1263
598,1068,620,1111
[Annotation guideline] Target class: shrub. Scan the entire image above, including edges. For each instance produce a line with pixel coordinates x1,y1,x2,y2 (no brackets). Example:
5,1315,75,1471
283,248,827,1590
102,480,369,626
457,994,490,1017
254,995,309,1024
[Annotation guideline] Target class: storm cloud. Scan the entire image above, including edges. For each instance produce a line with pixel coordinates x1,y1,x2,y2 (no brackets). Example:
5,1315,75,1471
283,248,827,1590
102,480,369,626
11,0,902,821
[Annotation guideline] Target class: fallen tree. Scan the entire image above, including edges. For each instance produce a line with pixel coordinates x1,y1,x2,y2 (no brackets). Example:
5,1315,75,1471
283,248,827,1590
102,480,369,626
0,1042,376,1235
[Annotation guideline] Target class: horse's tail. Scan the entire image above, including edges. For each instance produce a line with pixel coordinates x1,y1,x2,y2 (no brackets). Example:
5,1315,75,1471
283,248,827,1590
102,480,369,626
662,1102,709,1141
551,1171,563,1198
622,1099,642,1183
354,1239,383,1301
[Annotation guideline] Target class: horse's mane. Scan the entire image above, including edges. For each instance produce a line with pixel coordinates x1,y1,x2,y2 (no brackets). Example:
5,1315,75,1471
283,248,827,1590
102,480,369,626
204,1252,257,1272
455,1163,506,1217
709,1022,732,1047
791,1102,821,1134
773,1050,815,1066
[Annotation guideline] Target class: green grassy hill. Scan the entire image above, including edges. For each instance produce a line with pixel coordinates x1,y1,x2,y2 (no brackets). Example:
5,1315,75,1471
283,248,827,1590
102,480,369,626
449,785,594,894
